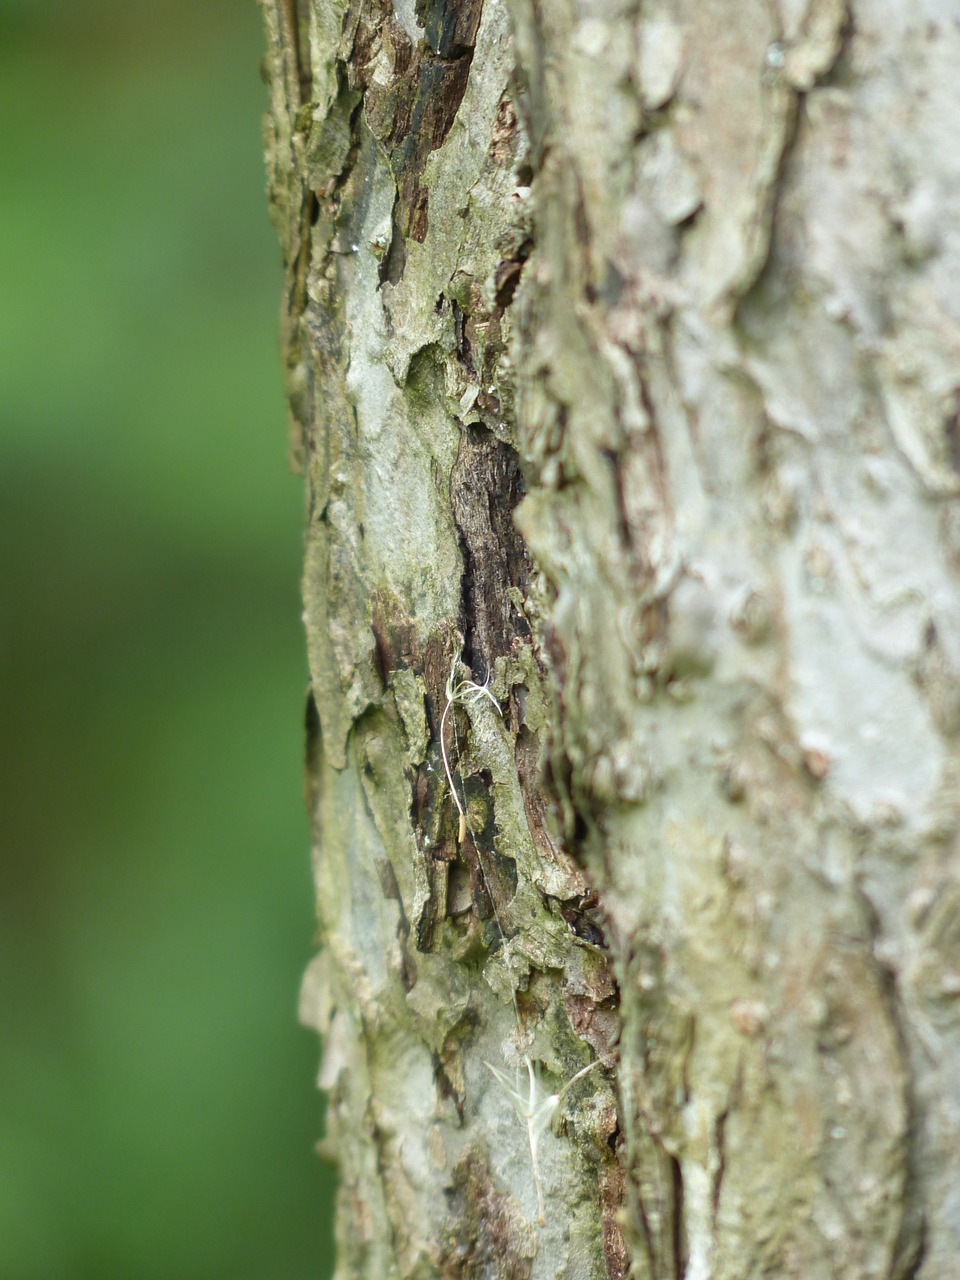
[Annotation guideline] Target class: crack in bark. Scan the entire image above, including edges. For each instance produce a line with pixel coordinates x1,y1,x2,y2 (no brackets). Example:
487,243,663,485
629,1176,658,1280
344,0,484,246
857,886,928,1280
669,1153,686,1280
710,1107,728,1233
450,424,532,679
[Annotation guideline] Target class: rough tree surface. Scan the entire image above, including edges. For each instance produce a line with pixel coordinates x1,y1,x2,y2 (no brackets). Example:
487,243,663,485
261,1,960,1277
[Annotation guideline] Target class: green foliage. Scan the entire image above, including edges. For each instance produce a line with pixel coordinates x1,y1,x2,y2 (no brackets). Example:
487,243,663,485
0,2,333,1275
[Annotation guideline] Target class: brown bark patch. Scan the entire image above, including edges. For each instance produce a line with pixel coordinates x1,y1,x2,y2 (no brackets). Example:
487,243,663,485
440,1147,536,1280
347,0,483,244
450,424,532,677
370,585,421,682
599,1161,629,1280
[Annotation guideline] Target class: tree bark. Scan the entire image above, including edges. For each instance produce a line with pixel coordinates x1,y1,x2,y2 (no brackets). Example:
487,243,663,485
261,2,960,1277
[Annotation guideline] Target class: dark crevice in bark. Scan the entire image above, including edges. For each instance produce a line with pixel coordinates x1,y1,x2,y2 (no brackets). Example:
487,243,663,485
558,893,607,948
415,862,445,953
377,196,408,286
512,717,579,885
674,202,703,232
393,51,472,241
670,1154,687,1280
601,447,634,552
304,687,322,818
279,163,316,473
572,172,595,301
347,0,483,248
421,624,462,744
433,1050,466,1121
491,239,532,310
711,1107,728,1230
371,623,390,692
468,840,519,954
452,299,475,374
450,423,532,680
462,766,498,848
417,0,484,59
857,887,928,1280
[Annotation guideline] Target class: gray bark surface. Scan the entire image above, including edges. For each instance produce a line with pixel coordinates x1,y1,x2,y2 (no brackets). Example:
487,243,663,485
261,2,960,1277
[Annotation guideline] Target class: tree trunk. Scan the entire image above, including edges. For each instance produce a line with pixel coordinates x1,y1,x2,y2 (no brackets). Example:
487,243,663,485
261,2,960,1277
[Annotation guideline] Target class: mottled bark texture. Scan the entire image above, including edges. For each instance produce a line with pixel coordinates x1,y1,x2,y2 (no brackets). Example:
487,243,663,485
262,2,960,1277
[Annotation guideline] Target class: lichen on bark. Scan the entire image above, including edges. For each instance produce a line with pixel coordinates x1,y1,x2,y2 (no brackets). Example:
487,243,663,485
504,2,960,1277
265,1,960,1277
264,1,621,1277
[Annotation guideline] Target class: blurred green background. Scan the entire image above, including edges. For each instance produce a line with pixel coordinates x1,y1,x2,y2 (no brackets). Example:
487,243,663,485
0,0,334,1275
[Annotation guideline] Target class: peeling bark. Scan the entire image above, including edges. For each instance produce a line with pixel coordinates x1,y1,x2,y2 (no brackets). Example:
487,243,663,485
263,2,960,1277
